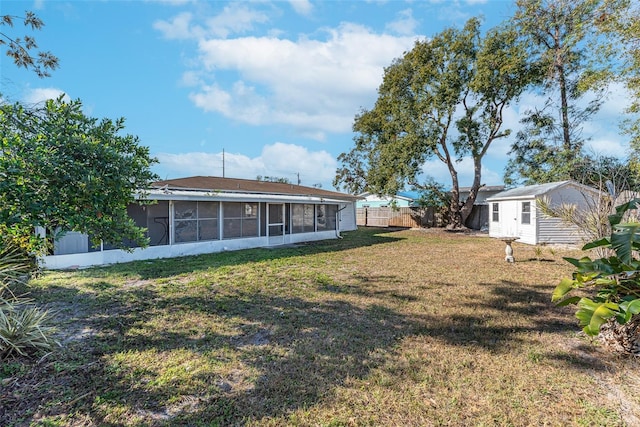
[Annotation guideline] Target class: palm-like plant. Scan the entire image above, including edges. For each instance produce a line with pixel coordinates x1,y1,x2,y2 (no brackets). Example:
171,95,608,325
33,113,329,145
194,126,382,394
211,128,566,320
0,245,57,359
553,199,640,355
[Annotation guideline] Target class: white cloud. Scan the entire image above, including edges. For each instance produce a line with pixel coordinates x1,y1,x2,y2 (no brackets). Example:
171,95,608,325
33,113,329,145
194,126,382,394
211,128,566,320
204,4,269,38
154,4,269,40
155,151,260,179
155,142,337,187
180,70,203,87
186,23,417,138
261,142,337,183
581,82,632,157
288,0,313,16
586,136,628,157
594,81,632,120
22,88,68,105
385,9,419,36
154,12,204,40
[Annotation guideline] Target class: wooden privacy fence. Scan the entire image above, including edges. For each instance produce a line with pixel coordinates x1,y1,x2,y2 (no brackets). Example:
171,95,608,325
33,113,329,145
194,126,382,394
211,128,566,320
356,205,488,230
356,207,443,228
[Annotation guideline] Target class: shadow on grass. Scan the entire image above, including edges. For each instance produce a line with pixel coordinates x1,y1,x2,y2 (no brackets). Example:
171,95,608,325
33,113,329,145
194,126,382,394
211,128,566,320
76,281,607,421
18,284,420,425
72,226,407,280
401,280,601,357
3,268,610,425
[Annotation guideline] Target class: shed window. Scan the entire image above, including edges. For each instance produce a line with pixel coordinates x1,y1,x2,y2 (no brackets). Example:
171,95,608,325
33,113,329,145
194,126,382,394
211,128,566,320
492,203,499,222
521,202,531,224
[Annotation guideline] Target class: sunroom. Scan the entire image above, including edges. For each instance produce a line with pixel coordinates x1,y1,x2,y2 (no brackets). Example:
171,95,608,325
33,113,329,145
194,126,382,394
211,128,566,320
40,176,359,269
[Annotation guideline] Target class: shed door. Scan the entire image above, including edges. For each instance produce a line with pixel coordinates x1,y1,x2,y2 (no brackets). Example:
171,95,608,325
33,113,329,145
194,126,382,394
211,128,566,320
502,201,519,237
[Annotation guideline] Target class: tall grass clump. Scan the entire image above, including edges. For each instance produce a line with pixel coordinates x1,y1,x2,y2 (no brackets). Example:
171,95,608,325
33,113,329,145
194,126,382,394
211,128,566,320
0,245,56,359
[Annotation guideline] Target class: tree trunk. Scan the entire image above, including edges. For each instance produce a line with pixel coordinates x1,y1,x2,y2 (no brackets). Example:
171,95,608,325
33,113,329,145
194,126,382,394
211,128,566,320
599,316,640,356
446,159,465,229
554,23,572,151
459,155,484,227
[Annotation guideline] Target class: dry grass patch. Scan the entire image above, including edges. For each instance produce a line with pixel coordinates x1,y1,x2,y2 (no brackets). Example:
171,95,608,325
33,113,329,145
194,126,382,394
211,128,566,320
1,228,637,426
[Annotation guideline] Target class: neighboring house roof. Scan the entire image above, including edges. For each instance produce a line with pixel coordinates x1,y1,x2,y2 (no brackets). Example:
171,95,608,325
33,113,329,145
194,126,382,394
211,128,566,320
486,180,600,201
152,176,361,201
458,185,505,193
396,191,422,201
357,191,422,203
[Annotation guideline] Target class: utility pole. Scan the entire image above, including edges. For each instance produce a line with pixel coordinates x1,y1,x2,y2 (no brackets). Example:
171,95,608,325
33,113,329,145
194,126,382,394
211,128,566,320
296,172,300,185
222,149,225,178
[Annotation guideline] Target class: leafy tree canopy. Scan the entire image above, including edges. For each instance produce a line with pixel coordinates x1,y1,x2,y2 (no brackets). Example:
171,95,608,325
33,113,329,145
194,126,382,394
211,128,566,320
0,97,158,251
0,11,59,78
594,0,640,161
335,18,535,228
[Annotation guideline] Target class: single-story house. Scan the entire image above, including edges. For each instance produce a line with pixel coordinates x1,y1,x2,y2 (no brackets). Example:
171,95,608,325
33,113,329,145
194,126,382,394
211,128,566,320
458,185,505,205
458,185,505,230
356,191,422,208
486,180,603,245
40,176,360,270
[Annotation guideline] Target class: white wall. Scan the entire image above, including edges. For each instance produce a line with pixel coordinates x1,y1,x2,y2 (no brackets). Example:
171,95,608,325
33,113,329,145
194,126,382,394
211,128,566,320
489,199,536,245
537,215,584,245
42,230,340,270
338,202,357,231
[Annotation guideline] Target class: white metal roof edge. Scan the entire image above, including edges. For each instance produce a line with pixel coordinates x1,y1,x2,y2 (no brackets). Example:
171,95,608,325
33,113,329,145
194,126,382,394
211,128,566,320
359,194,415,202
486,194,539,201
135,190,349,204
154,185,360,200
485,181,603,201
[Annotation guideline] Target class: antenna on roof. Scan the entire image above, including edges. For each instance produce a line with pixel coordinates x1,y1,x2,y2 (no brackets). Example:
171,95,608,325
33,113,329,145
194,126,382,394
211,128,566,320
222,148,225,178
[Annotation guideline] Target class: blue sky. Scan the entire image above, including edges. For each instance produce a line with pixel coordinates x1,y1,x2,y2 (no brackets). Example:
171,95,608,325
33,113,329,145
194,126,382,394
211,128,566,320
0,0,631,191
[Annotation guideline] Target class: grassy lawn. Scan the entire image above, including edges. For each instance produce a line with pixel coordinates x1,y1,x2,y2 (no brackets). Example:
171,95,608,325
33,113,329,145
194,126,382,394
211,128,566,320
1,227,639,426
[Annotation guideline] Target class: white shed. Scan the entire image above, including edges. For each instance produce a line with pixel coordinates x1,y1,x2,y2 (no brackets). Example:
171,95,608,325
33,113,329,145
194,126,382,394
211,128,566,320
486,180,602,245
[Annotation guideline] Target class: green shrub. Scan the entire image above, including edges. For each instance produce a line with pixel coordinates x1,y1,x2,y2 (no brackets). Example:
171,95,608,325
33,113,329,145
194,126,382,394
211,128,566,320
553,199,640,340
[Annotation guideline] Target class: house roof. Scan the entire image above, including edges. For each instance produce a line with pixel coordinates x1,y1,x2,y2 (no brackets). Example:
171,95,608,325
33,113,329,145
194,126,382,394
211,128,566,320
356,191,421,202
486,180,600,201
458,185,505,193
151,176,361,201
396,191,422,200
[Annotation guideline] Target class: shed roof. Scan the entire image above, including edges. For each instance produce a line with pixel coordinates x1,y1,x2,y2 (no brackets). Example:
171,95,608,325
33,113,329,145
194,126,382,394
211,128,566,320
152,176,360,201
486,180,599,201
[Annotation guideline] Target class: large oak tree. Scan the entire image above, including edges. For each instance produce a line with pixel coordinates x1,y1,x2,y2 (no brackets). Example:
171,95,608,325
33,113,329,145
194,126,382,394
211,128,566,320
334,18,534,228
